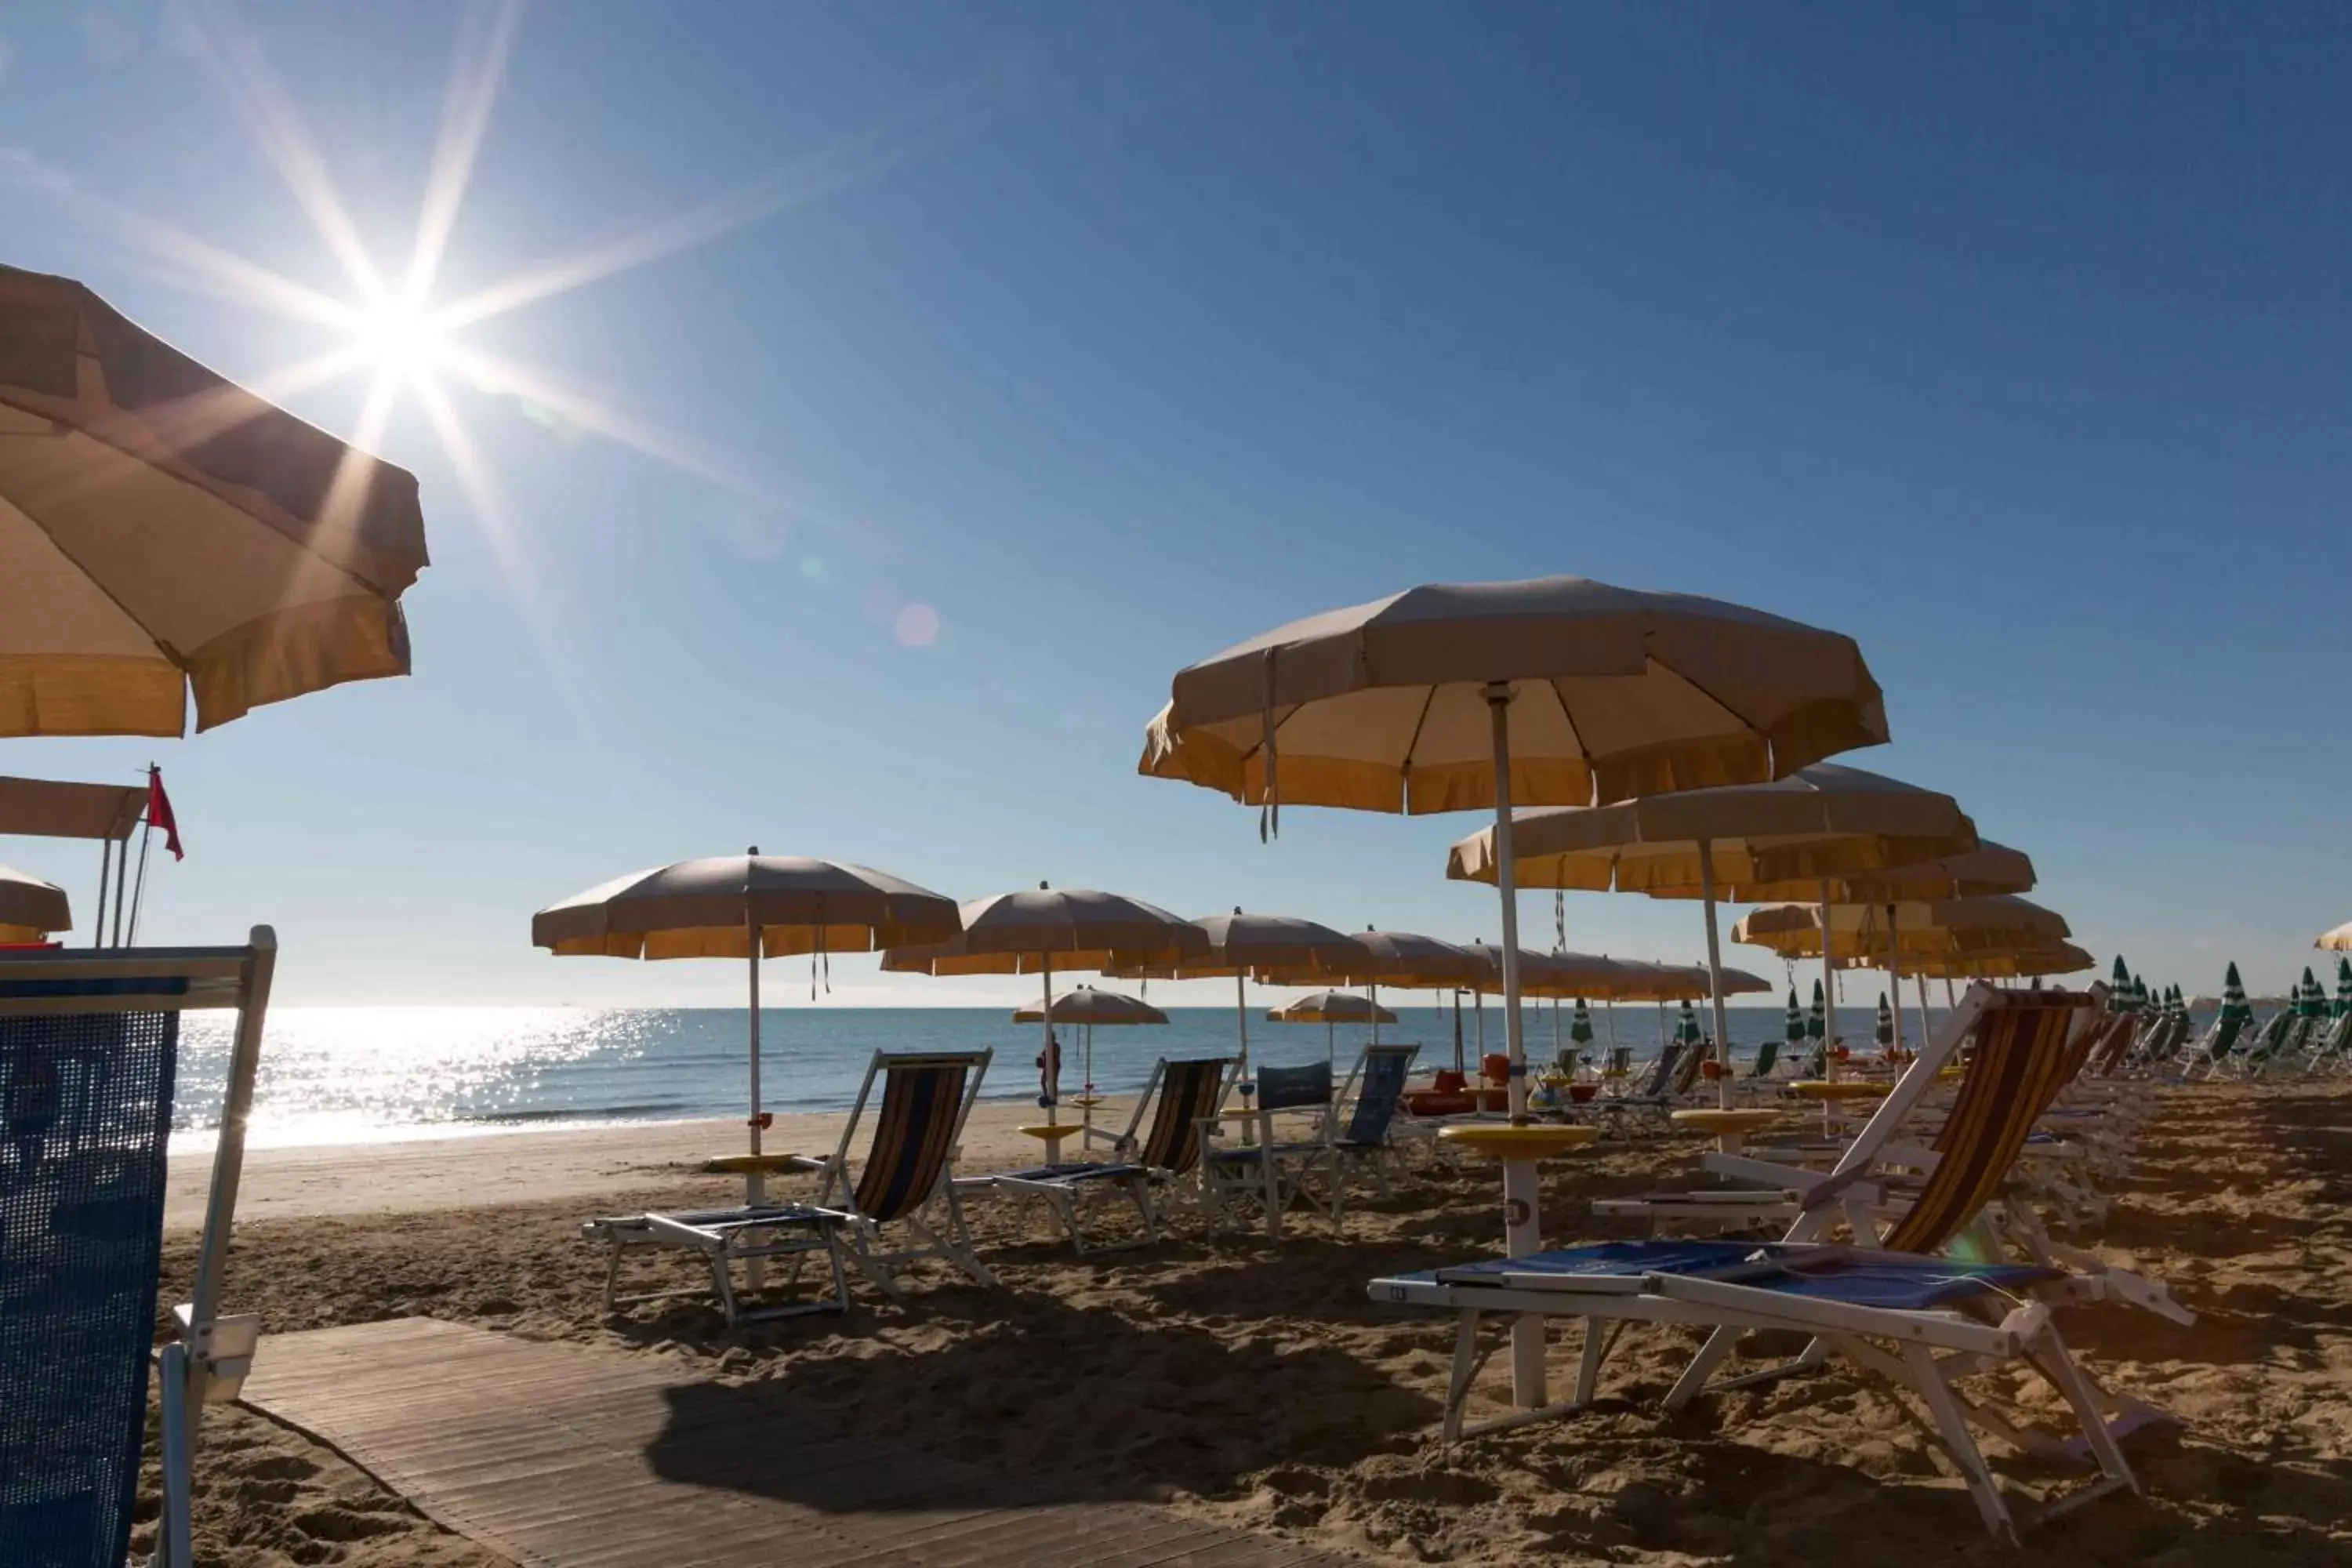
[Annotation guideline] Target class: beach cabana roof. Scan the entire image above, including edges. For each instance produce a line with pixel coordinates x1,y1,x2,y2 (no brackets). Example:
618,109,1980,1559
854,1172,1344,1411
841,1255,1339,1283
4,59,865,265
0,775,148,840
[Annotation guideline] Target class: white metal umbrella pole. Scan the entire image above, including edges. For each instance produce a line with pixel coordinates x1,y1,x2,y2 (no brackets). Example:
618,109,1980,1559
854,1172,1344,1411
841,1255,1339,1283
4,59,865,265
1368,982,1381,1044
1915,971,1933,1054
743,849,764,1210
1487,684,1529,1122
1884,903,1905,1058
1697,838,1735,1109
1040,957,1058,1131
1818,877,1838,1081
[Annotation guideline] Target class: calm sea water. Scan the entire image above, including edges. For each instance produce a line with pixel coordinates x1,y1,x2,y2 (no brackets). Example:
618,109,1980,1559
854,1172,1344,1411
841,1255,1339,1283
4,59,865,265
166,1000,1994,1149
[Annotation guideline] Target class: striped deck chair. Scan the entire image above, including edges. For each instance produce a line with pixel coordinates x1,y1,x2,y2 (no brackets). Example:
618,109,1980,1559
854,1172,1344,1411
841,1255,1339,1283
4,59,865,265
1375,987,2168,1540
1594,1041,1683,1137
1203,1059,1334,1240
1324,1042,1421,1222
2,933,277,1568
806,1049,997,1295
586,1049,993,1323
975,1055,1236,1253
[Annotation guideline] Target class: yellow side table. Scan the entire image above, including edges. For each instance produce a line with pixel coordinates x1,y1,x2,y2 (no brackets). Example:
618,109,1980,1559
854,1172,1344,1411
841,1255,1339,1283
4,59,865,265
700,1152,811,1177
1018,1122,1081,1164
1788,1078,1885,1135
1439,1123,1602,1412
1668,1106,1783,1153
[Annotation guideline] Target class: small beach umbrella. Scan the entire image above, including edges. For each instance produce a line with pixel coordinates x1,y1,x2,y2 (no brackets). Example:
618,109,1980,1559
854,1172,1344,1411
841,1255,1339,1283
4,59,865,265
881,885,1207,1140
1570,997,1595,1045
1675,997,1704,1047
1807,979,1827,1041
2109,956,2133,1011
1875,992,1895,1047
1268,989,1397,1065
1014,985,1167,1131
2133,975,2151,1014
0,264,429,737
2301,966,2325,1018
0,864,72,943
2335,958,2351,1018
533,852,964,1201
1252,928,1484,1060
1784,988,1806,1046
2318,922,2352,952
1105,909,1361,1076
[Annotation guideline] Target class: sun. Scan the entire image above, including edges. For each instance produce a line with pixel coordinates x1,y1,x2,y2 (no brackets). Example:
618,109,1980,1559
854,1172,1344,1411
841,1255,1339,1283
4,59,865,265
352,292,450,386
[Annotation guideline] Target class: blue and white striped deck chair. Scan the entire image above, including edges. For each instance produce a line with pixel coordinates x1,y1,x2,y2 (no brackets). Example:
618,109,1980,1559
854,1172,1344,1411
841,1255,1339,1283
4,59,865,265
1,931,277,1568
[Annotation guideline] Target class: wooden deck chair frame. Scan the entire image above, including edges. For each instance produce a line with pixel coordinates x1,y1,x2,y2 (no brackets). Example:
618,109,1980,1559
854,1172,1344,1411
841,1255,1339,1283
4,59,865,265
800,1047,996,1296
0,931,278,1568
981,1054,1236,1253
1372,988,2161,1539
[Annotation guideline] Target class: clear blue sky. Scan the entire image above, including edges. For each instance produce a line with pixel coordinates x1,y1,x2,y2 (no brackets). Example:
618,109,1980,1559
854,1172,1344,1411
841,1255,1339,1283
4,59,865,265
4,2,2344,1006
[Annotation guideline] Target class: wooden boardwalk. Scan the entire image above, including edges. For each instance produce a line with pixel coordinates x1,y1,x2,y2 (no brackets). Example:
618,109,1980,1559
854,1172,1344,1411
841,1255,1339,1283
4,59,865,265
239,1319,1367,1568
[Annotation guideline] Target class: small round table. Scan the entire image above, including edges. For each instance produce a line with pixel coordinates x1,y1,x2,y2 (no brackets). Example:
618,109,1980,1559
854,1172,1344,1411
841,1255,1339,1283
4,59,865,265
1439,1123,1602,1410
1668,1106,1784,1153
1018,1122,1082,1164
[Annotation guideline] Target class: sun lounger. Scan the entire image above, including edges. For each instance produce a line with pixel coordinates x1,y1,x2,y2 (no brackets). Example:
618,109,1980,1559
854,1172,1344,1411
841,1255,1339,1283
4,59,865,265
2,933,277,1568
967,1054,1235,1252
1372,987,2172,1540
586,1047,994,1323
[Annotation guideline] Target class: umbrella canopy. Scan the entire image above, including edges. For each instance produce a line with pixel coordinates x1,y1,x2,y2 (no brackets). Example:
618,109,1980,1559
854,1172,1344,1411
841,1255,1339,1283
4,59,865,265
1102,909,1361,1072
2318,922,2352,953
1889,942,2096,979
1675,998,1704,1045
0,864,71,942
2336,958,2351,1018
2222,961,2250,1024
882,885,1207,1120
1732,896,2070,959
1270,928,1485,989
1142,577,1886,813
1807,979,1827,1040
1875,993,1896,1047
1268,991,1396,1025
532,851,964,1200
2,264,429,736
1569,997,1595,1045
2108,955,2134,1011
1444,764,1973,895
533,856,964,958
2301,966,2325,1018
1690,840,2034,906
1014,986,1169,1025
1784,989,1806,1044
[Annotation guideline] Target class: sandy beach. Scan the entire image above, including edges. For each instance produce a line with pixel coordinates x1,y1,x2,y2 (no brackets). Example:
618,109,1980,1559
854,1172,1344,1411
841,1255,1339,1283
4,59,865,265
140,1078,2352,1566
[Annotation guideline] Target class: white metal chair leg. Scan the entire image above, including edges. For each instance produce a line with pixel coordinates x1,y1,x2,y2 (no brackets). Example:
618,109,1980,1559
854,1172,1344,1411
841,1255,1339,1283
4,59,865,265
1898,1338,2015,1541
1662,1323,1740,1410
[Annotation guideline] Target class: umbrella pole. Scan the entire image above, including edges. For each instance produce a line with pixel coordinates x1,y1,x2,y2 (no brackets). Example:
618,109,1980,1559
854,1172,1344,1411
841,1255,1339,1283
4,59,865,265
1915,972,1933,1052
1604,1000,1617,1051
1041,960,1057,1130
1370,982,1381,1045
1483,684,1544,1411
1082,1022,1094,1142
1944,976,1957,1010
1697,838,1733,1109
1327,1018,1335,1068
1884,904,1905,1058
745,909,764,1212
94,840,111,951
1818,878,1838,1082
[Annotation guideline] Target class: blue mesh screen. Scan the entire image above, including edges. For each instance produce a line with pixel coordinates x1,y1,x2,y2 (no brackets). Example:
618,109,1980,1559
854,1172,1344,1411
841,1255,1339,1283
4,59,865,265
0,1009,179,1568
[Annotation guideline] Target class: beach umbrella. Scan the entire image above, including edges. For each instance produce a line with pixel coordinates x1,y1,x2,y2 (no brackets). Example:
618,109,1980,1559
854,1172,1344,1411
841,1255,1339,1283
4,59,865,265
1784,988,1806,1045
1888,942,2096,980
1808,979,1827,1040
1268,989,1396,1066
1014,985,1167,1131
2318,922,2352,952
1252,927,1484,1058
533,852,964,1201
2133,974,2151,1014
2222,961,2249,1025
1734,897,2069,960
881,885,1207,1145
1105,909,1359,1076
0,864,71,943
1675,997,1704,1047
2301,966,2324,1018
1875,993,1896,1048
1142,575,1887,1130
1570,997,1595,1045
2335,958,2351,1018
0,264,428,737
1447,764,1969,1103
2107,956,2132,1011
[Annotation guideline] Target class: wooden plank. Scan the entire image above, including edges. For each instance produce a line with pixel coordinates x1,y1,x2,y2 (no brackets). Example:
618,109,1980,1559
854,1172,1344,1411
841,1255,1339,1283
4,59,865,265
241,1319,1360,1568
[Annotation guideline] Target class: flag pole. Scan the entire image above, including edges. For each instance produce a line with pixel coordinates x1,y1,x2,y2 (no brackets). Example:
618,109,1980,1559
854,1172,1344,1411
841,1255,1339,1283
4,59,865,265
93,840,112,950
127,815,154,946
110,827,131,947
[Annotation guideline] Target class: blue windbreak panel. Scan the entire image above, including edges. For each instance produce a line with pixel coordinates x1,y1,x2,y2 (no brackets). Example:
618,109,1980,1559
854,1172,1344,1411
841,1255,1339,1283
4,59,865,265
0,1009,179,1568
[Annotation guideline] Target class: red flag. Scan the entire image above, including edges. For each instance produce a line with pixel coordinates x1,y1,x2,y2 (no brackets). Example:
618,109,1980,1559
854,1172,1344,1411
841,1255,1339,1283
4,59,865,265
147,766,183,861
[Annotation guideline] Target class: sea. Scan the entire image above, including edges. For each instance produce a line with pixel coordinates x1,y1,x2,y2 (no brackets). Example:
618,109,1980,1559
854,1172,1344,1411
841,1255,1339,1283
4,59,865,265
169,1000,1983,1150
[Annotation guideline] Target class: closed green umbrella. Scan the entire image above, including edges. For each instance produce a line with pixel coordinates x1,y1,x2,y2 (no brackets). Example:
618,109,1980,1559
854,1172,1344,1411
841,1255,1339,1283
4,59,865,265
1784,988,1806,1044
1676,997,1704,1047
2301,966,2325,1018
2132,973,2151,1014
1875,992,1895,1047
2336,957,2352,1018
2108,956,2133,1011
2222,961,2250,1025
1570,996,1595,1045
1808,979,1827,1041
